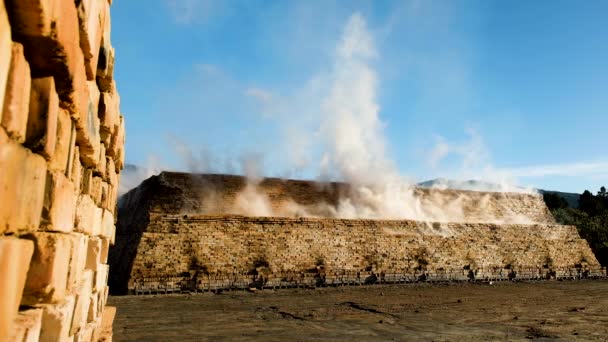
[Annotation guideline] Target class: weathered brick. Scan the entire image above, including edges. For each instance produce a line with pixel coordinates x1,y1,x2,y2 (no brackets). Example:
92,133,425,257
75,81,101,168
6,0,84,115
0,1,12,117
100,238,110,264
9,307,43,342
76,0,107,80
99,84,119,136
0,237,34,340
21,233,72,305
94,264,109,292
96,3,113,92
74,194,96,235
1,43,31,143
92,207,103,237
36,295,76,342
108,114,124,170
101,209,115,242
70,269,93,335
26,77,58,159
86,237,102,271
97,143,107,178
66,233,88,292
87,291,99,323
49,108,74,172
91,175,103,205
100,306,115,335
71,147,83,193
0,129,46,234
41,170,76,233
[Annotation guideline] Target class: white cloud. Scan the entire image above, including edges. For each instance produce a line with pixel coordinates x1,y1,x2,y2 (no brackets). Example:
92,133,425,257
504,161,608,178
164,0,220,24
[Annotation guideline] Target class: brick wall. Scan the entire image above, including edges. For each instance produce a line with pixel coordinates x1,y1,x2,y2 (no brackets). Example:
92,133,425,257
110,172,604,295
0,0,122,340
124,172,556,223
112,215,604,294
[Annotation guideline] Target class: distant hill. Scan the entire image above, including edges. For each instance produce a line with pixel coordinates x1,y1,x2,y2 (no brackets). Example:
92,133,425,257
538,190,580,208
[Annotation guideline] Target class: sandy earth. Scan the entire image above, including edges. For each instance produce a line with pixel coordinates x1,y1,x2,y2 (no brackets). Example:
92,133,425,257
109,280,608,341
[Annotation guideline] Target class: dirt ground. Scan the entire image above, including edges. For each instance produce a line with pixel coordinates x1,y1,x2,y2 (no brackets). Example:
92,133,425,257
109,280,608,341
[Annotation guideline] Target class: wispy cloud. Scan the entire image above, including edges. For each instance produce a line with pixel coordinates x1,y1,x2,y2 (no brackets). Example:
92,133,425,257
504,161,608,178
164,0,221,24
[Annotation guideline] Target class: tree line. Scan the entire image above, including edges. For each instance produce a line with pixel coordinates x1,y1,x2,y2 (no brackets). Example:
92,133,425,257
544,187,608,266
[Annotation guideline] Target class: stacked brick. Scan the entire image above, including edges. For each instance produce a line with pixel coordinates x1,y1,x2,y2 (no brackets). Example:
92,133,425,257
0,0,123,340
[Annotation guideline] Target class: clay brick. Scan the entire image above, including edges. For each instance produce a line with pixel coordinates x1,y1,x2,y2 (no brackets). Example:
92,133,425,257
99,85,119,136
101,209,115,242
49,108,73,172
76,0,106,80
100,306,115,333
71,147,83,192
21,233,72,305
97,143,107,178
73,322,94,342
81,167,93,195
36,295,76,342
91,176,103,205
92,207,103,236
0,129,46,234
100,238,110,264
75,194,96,235
70,269,93,335
26,77,58,159
107,156,117,186
1,43,31,143
0,237,34,340
96,3,113,92
66,233,88,292
6,0,84,115
86,237,102,271
87,292,99,323
94,264,109,292
0,1,12,116
75,81,101,168
108,114,123,168
41,170,76,233
101,181,110,209
9,307,43,342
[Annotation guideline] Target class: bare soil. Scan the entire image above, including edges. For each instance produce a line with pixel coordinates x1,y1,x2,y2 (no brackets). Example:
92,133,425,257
109,280,608,341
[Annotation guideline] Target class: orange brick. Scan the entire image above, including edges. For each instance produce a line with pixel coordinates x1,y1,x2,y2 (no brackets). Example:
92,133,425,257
49,108,74,173
76,0,107,80
0,129,46,234
21,233,72,305
0,237,34,340
71,146,83,192
86,237,102,271
71,269,93,335
0,1,12,113
9,307,42,342
75,81,101,168
26,77,58,159
36,295,76,342
41,171,76,233
1,43,31,143
6,0,83,116
75,194,96,235
66,233,88,292
96,3,113,92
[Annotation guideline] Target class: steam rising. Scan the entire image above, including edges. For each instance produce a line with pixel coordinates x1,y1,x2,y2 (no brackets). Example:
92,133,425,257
123,13,546,227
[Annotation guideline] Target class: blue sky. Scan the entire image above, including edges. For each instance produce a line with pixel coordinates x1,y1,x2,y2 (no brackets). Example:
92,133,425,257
112,0,608,193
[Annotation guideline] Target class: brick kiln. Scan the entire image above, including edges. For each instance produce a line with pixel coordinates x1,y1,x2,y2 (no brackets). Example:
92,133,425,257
110,172,605,295
0,0,123,340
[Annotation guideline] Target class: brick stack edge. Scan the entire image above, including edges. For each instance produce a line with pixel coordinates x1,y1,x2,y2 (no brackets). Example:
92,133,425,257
0,0,123,341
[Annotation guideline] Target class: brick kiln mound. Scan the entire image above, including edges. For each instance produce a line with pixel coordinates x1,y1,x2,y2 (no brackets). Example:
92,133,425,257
109,172,605,295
